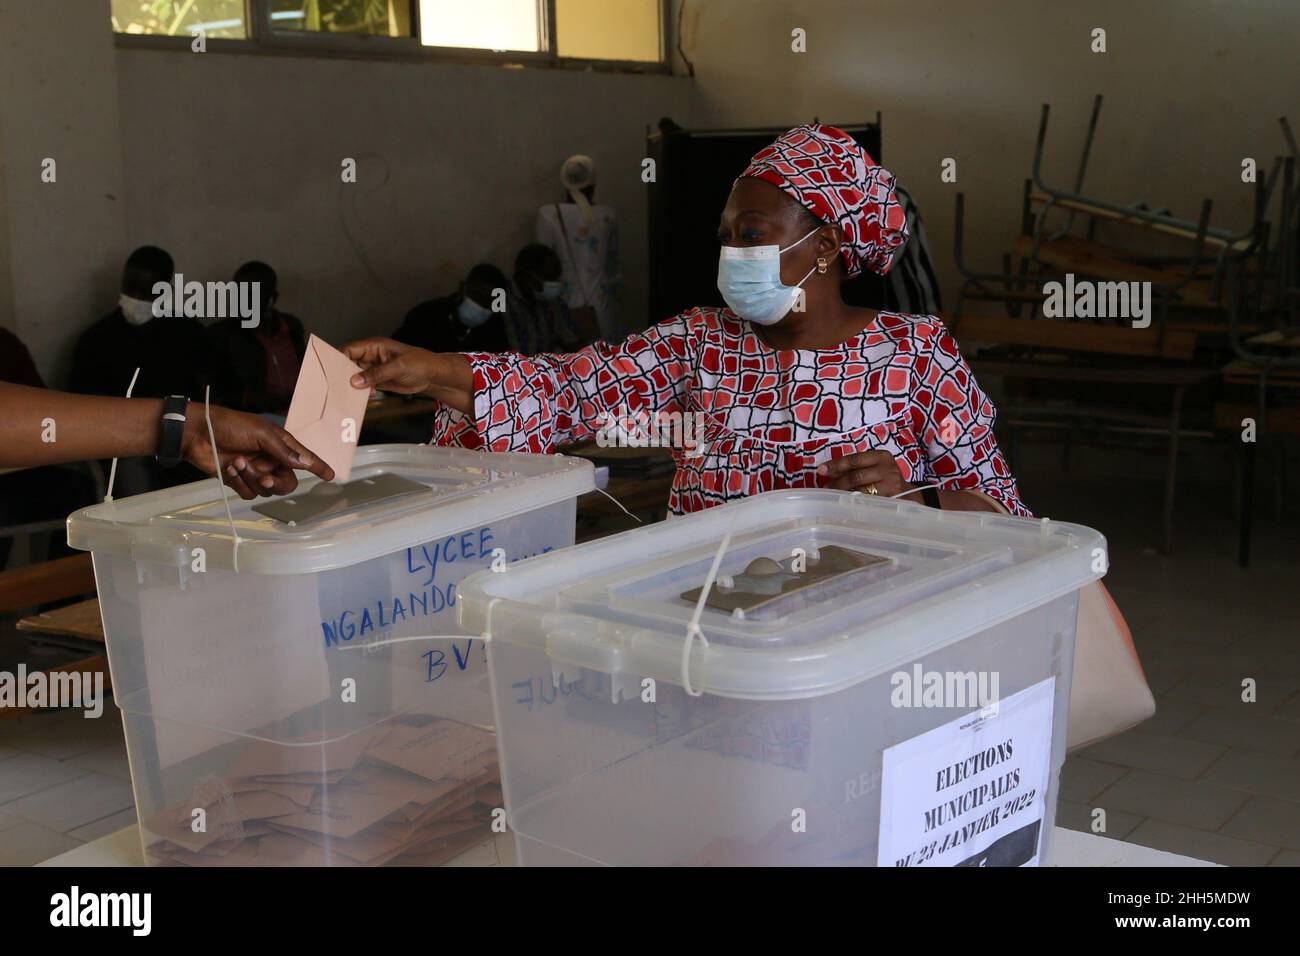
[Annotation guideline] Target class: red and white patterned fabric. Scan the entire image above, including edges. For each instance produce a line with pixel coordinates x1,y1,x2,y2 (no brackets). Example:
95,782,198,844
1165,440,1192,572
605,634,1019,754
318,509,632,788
740,124,909,278
432,308,1030,517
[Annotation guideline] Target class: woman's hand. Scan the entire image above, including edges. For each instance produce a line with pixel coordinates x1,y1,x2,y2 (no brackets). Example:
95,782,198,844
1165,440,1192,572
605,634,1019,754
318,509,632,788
181,405,335,500
817,450,915,498
342,338,474,414
818,450,1003,512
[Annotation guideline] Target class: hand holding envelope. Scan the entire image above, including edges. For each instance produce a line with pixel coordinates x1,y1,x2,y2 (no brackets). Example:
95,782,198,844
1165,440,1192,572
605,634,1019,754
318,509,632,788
284,335,372,482
342,337,476,416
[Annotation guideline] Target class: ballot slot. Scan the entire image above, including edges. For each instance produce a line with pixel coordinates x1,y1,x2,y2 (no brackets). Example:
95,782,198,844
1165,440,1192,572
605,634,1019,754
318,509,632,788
552,517,1015,647
157,466,491,537
679,545,892,619
252,473,434,525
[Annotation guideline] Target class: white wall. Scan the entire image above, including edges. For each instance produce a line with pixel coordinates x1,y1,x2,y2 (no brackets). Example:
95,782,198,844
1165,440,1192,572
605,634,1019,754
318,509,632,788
674,0,1299,309
6,0,1297,384
114,48,698,366
0,1,698,384
0,0,126,381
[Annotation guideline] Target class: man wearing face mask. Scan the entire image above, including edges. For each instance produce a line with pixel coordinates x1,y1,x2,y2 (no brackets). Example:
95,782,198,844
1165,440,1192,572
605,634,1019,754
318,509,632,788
506,244,586,356
344,126,1028,518
392,263,510,355
69,245,210,494
70,245,209,401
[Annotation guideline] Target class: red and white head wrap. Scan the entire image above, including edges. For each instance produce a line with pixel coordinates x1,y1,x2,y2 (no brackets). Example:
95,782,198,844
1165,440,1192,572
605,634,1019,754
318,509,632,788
740,124,909,277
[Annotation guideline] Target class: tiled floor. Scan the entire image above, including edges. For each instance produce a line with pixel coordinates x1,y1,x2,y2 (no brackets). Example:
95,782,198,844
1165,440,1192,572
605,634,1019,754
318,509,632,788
0,702,134,865
1022,457,1300,867
0,450,1296,866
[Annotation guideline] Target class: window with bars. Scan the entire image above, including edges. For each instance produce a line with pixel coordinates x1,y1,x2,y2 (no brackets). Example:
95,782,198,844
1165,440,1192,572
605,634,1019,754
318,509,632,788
110,0,666,69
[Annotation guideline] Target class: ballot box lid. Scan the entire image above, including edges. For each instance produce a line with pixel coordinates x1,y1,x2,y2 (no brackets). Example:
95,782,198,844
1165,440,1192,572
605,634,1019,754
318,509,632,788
457,489,1106,700
67,444,593,575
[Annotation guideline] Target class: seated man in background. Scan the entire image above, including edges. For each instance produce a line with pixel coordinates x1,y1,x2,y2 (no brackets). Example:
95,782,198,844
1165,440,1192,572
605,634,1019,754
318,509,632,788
0,325,43,389
394,263,510,355
69,244,209,495
70,245,209,399
507,243,589,355
0,327,97,568
207,260,306,419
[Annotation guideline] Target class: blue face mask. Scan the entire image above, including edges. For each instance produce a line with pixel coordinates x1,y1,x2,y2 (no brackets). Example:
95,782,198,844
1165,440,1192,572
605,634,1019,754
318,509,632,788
539,280,564,301
716,227,820,325
457,295,493,328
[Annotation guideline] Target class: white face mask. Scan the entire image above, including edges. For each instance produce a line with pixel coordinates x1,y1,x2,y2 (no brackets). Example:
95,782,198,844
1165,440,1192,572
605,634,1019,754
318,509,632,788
716,227,820,325
119,294,157,326
457,295,493,329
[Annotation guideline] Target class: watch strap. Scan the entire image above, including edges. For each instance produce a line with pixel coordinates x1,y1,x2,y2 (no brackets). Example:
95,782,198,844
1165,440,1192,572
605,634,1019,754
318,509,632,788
155,395,189,468
921,485,942,509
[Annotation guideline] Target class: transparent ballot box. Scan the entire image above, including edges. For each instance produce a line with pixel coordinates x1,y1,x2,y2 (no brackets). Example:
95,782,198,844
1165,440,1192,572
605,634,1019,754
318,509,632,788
67,444,593,866
457,489,1106,867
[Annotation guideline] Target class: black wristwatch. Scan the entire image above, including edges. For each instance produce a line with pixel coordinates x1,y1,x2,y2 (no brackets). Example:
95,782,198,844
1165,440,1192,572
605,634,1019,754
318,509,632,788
921,485,942,509
155,395,190,468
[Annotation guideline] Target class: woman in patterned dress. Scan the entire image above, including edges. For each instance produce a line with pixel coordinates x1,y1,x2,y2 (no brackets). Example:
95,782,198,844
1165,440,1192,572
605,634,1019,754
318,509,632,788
344,125,1029,518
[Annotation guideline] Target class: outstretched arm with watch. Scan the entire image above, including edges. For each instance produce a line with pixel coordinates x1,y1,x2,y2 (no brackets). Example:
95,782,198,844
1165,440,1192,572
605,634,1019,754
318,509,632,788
0,383,334,499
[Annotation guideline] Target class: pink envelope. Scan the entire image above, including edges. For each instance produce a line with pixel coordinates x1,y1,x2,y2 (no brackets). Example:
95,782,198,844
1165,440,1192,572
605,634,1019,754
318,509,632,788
284,335,370,482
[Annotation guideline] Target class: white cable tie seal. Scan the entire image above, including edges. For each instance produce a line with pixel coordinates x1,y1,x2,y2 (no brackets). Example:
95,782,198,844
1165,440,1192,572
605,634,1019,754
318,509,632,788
203,385,243,573
103,366,141,503
681,523,733,697
594,485,642,523
847,483,945,503
890,483,944,499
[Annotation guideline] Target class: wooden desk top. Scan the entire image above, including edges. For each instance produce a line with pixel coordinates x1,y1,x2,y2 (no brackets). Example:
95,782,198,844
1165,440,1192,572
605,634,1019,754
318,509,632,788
972,357,1217,387
363,395,440,424
1012,235,1219,308
1221,360,1300,387
1028,191,1252,252
16,597,105,642
0,554,95,614
947,313,1199,362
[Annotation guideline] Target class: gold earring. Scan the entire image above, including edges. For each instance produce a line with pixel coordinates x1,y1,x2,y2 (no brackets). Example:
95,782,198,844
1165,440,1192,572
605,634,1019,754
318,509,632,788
817,257,829,274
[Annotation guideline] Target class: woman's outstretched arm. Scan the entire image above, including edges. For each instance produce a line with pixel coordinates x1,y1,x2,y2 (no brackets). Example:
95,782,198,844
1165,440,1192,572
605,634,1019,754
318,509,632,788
346,312,697,454
344,338,475,413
